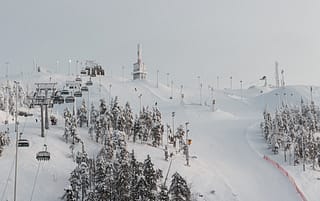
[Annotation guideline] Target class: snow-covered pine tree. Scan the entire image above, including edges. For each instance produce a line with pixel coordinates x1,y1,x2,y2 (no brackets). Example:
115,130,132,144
124,102,134,138
143,155,157,201
111,96,122,129
158,184,169,201
169,172,191,201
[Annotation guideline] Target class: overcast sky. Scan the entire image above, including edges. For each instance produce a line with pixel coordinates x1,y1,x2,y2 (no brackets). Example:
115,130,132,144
1,0,320,88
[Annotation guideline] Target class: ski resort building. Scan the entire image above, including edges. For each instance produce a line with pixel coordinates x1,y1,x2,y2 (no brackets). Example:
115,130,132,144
133,44,147,80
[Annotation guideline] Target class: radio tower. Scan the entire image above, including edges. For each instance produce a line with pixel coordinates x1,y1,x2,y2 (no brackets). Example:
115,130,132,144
275,61,280,88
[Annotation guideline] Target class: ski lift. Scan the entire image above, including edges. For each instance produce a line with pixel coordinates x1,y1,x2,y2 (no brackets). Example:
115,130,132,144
74,91,82,97
18,139,30,147
65,96,75,103
75,77,82,82
36,144,50,161
81,86,88,92
61,90,70,96
53,95,64,104
86,80,93,86
91,71,96,77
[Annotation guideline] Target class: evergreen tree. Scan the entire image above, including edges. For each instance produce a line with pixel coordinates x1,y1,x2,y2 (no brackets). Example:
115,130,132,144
169,172,191,201
158,184,169,201
124,102,134,137
143,155,157,201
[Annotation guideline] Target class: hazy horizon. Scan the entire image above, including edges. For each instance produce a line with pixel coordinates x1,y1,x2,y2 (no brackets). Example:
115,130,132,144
1,0,320,88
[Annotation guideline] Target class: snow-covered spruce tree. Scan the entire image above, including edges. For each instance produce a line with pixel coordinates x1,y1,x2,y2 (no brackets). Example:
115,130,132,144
80,162,90,200
135,176,148,201
90,104,99,125
78,99,88,127
158,184,169,201
99,99,107,115
124,102,134,138
115,161,131,201
63,187,77,201
169,172,191,201
132,115,141,143
117,110,126,132
143,155,158,201
129,150,142,200
111,96,122,130
69,167,81,201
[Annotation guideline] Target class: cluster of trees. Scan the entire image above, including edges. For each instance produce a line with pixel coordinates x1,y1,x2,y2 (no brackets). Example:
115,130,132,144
63,131,191,201
77,99,88,128
64,108,81,144
0,81,27,115
0,130,10,156
261,100,320,169
89,97,165,147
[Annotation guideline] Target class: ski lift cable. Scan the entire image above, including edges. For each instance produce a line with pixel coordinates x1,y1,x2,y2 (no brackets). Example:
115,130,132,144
29,161,41,201
0,159,15,201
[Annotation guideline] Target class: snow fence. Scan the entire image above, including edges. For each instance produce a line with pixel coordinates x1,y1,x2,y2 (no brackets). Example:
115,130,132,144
263,155,307,201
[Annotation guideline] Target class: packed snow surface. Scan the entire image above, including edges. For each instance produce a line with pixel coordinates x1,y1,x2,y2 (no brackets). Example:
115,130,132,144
0,70,318,201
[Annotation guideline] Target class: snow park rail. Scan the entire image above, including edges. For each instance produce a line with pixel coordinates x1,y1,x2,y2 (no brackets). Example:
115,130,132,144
263,155,307,201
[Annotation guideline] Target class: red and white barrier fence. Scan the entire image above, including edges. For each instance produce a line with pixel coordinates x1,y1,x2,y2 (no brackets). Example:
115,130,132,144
263,155,308,201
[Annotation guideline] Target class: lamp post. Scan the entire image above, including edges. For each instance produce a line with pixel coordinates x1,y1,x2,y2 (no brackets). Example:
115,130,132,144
156,70,159,88
217,76,219,90
76,60,79,75
185,122,190,166
230,76,233,90
172,112,175,148
68,59,72,76
240,80,243,99
13,81,19,201
5,62,9,79
170,80,174,99
109,84,112,106
200,83,203,106
56,60,59,73
138,94,142,113
122,66,125,82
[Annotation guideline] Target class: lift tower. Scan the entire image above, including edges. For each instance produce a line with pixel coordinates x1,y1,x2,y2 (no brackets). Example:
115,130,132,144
32,82,57,137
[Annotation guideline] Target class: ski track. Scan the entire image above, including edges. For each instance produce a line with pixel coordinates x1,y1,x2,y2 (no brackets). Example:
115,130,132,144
187,109,301,201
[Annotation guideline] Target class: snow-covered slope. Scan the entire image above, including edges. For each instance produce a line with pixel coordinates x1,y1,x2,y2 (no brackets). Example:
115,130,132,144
0,71,318,201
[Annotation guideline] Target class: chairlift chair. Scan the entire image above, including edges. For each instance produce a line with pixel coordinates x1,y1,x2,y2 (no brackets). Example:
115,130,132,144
36,144,50,161
18,139,30,147
74,91,82,98
61,90,70,96
53,95,64,104
65,96,75,103
81,86,88,92
80,70,87,75
86,80,93,86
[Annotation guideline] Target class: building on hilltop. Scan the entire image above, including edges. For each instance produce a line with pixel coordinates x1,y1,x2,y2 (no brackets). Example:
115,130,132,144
133,44,147,80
